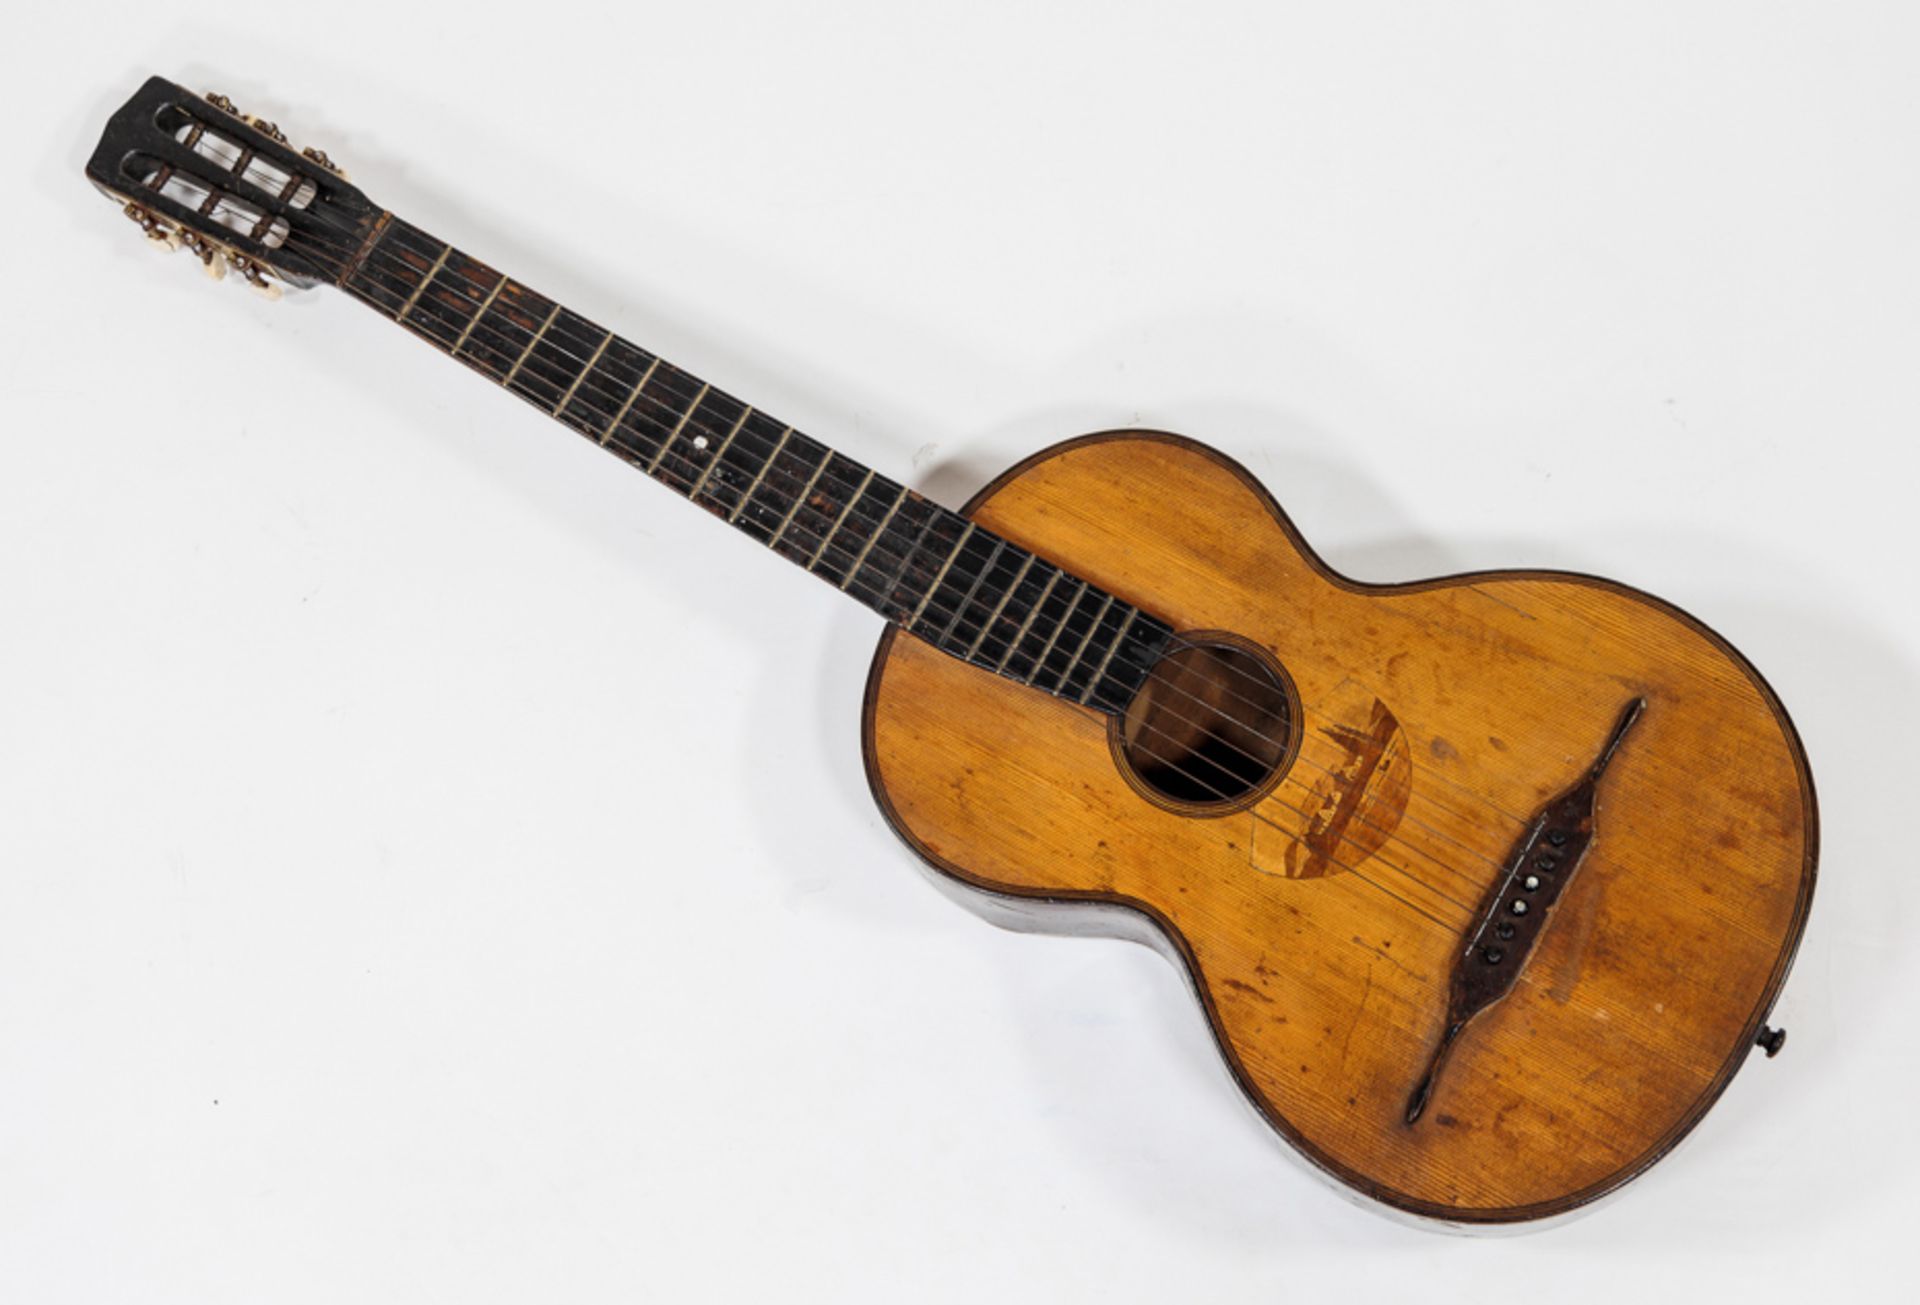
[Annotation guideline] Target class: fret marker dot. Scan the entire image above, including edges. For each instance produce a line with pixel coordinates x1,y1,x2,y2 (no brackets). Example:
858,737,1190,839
693,435,709,450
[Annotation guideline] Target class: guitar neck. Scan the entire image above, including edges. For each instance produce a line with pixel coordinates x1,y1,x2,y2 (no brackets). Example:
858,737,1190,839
334,212,1171,713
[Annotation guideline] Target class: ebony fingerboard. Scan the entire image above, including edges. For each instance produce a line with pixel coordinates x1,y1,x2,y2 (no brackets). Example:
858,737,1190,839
338,215,1173,714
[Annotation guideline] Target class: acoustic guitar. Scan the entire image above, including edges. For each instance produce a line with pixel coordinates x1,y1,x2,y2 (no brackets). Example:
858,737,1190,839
85,75,1817,1229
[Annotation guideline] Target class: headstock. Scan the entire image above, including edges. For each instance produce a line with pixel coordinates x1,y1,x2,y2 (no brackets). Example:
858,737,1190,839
85,76,380,299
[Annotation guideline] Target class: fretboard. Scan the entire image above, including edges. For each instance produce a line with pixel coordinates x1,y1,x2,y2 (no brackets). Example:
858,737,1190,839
333,214,1173,713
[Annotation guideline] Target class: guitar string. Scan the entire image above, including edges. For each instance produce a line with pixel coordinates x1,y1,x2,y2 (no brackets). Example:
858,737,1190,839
273,224,1513,917
322,226,1525,879
299,226,1516,906
258,224,1489,937
299,251,1466,936
317,232,1508,885
307,224,1526,875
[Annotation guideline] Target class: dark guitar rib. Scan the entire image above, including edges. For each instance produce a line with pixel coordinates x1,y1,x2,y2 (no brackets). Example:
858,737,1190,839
333,215,1172,712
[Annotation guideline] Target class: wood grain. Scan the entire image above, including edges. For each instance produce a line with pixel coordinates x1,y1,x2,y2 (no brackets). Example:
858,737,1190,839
862,431,1816,1224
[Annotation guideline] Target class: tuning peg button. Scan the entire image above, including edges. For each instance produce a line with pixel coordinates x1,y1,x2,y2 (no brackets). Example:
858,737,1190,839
181,233,226,279
204,91,238,115
301,146,348,180
228,254,281,300
242,114,288,144
124,202,180,251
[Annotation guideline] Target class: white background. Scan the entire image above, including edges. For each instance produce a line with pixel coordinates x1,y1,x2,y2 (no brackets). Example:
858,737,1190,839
3,3,1916,1300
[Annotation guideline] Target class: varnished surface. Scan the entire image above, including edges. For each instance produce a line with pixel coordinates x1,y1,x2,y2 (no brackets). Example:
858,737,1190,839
863,431,1816,1224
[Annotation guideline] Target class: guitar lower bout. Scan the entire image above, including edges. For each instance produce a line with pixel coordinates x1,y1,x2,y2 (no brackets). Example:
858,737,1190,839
862,429,1816,1227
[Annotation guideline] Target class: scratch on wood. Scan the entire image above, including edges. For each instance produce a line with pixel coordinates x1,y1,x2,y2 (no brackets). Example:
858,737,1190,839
1351,934,1420,983
1339,964,1374,1067
1222,977,1274,1005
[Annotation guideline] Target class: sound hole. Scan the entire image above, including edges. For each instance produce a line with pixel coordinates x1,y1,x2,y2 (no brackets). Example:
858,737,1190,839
1118,638,1295,810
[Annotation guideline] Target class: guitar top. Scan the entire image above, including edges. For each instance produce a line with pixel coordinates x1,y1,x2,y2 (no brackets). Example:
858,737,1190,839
85,75,1817,1229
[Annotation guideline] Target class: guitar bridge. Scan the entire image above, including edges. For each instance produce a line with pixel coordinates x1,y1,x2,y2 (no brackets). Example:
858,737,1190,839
1404,697,1646,1125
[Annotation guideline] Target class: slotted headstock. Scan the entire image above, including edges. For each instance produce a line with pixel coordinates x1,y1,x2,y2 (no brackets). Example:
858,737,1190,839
85,76,380,298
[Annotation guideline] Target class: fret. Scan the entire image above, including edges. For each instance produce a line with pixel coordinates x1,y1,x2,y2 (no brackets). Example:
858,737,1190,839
451,273,506,355
908,522,975,628
401,251,491,352
555,331,613,418
813,469,890,587
356,227,485,355
967,551,1035,661
344,221,425,317
808,467,873,575
1055,593,1118,700
772,444,833,558
667,389,745,498
612,361,690,467
950,542,1028,655
645,380,709,475
601,355,660,446
1006,571,1082,683
339,210,393,292
727,424,788,523
1087,612,1173,713
456,281,551,382
863,496,944,619
995,568,1061,676
783,452,860,565
511,309,600,413
689,405,755,502
1075,610,1128,702
1028,581,1096,692
396,244,452,323
933,536,1008,647
503,304,562,390
894,506,967,617
714,415,799,544
840,483,907,591
342,210,1183,720
558,333,645,441
915,528,996,643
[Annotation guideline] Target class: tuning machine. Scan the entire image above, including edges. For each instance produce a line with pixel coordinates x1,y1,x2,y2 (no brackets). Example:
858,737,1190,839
226,251,282,300
179,230,227,280
241,113,288,145
301,146,348,180
122,201,181,251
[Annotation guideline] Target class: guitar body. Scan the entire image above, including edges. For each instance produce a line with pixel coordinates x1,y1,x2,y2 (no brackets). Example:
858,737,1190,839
863,430,1816,1227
